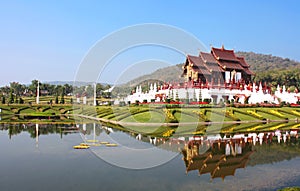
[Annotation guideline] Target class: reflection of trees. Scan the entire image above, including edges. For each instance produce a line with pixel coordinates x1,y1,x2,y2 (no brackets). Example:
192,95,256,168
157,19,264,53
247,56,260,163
249,139,300,166
0,123,77,139
1,123,111,139
8,124,23,139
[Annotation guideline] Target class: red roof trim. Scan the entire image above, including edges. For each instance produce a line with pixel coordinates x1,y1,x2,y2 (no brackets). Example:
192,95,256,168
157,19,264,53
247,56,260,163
200,52,217,64
218,60,244,70
187,55,211,75
237,57,250,68
199,52,225,72
211,47,240,62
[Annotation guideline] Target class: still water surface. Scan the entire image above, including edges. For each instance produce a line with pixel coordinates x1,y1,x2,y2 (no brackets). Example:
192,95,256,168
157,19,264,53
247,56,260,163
0,123,300,191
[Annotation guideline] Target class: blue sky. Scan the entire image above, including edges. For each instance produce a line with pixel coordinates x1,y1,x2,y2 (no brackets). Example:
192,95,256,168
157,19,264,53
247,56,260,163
0,0,299,86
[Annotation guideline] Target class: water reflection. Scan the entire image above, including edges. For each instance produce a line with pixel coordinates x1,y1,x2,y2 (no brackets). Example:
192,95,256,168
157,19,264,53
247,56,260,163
1,122,300,181
1,122,300,190
73,123,300,175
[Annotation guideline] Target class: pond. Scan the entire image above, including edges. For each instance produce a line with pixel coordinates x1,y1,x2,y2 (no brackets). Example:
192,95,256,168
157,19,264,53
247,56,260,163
0,123,300,191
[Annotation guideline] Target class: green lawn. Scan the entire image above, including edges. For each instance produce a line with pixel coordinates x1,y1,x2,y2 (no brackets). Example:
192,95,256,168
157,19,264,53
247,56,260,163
2,104,300,124
278,187,300,191
75,105,300,125
1,104,300,137
121,110,165,123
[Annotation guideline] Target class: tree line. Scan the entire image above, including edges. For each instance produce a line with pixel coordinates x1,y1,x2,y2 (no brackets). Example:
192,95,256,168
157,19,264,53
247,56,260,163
236,51,300,91
253,68,300,92
0,80,111,104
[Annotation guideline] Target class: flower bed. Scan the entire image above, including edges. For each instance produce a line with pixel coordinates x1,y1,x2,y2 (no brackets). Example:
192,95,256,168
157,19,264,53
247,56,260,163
290,103,300,107
163,108,178,123
257,109,288,119
291,110,300,117
269,110,285,117
247,110,263,119
189,101,209,105
192,110,209,121
223,110,240,121
162,129,175,137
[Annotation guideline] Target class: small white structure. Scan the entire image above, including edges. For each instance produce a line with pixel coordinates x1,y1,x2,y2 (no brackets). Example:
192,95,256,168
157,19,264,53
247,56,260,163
275,85,298,104
124,83,299,105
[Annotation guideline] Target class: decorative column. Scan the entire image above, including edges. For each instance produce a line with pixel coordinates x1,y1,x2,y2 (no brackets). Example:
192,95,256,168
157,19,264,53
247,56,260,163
36,81,40,104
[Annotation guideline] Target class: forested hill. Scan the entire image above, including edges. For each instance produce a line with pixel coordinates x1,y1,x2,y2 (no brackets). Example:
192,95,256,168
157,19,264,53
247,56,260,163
235,51,300,72
121,64,184,88
123,51,300,89
236,51,300,89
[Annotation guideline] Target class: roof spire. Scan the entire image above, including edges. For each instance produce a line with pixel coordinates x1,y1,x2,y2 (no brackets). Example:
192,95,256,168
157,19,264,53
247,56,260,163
221,44,225,50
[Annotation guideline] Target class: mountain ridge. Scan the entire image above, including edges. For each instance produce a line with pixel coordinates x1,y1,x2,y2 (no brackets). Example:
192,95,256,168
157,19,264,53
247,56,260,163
121,51,300,88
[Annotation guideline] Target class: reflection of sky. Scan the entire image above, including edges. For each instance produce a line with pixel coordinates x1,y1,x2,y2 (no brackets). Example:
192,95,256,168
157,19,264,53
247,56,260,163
0,127,300,191
83,128,179,169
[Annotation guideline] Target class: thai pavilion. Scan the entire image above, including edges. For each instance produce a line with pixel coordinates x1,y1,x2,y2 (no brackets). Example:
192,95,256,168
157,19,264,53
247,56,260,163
182,45,253,87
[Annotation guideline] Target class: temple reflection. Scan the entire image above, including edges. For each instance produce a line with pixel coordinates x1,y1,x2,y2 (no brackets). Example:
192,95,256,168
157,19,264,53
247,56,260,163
181,137,253,180
179,129,299,180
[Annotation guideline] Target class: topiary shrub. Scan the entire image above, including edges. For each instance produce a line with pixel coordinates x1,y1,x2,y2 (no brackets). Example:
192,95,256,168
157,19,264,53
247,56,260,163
19,98,24,104
165,98,171,103
1,96,5,104
55,94,59,104
203,98,211,103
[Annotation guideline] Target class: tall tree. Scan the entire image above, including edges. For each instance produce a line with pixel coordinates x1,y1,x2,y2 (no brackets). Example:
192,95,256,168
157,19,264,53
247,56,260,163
55,94,59,104
10,82,23,96
64,84,73,95
1,96,5,104
60,87,65,104
29,80,39,95
9,90,14,104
